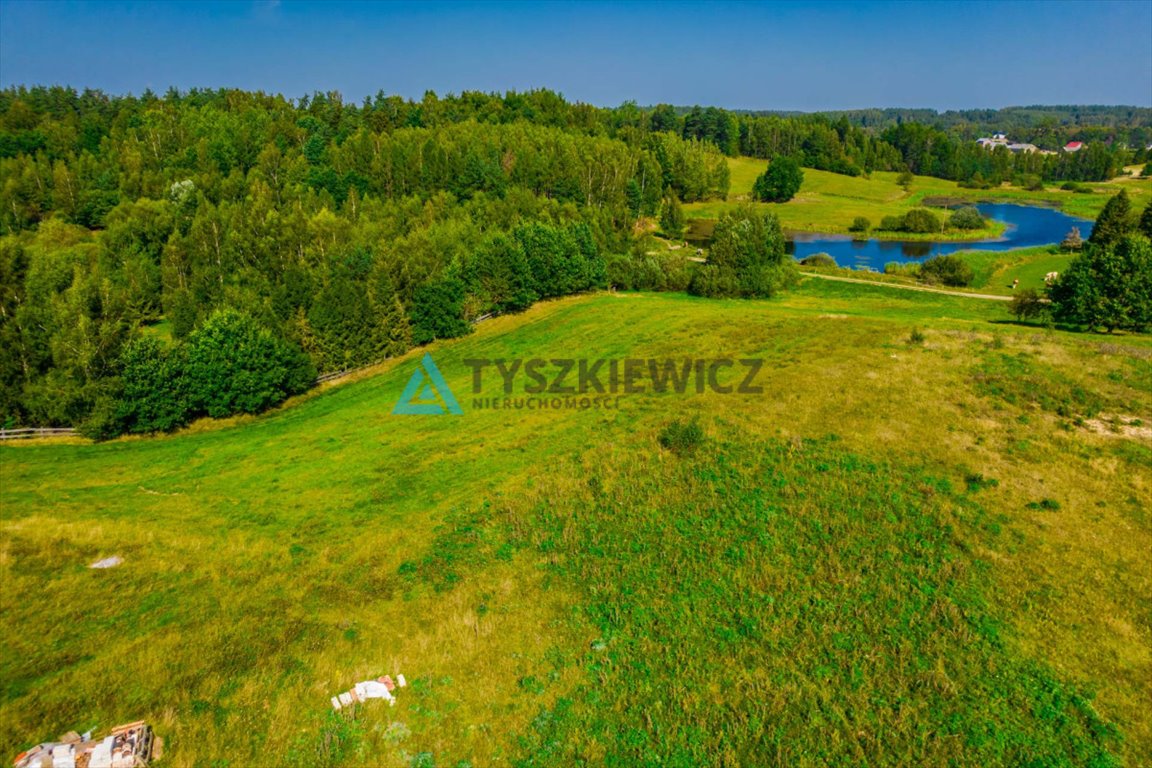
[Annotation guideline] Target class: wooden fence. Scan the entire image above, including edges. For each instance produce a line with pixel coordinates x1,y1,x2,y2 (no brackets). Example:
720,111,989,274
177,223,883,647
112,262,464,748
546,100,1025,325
0,427,79,440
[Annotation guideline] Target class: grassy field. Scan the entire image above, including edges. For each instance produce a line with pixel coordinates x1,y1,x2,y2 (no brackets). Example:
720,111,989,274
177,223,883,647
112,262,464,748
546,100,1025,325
951,246,1076,295
685,157,1152,239
2,281,1151,766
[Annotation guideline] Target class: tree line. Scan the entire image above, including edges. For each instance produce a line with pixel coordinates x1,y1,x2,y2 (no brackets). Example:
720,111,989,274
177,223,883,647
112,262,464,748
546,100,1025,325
1,86,1147,436
0,87,733,435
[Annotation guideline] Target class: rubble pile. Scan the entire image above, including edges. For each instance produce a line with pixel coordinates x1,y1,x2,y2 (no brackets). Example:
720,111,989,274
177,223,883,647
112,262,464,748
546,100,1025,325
13,721,157,768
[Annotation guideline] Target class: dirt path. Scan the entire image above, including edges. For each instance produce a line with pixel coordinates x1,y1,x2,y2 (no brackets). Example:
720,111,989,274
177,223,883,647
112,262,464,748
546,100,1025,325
802,272,1013,301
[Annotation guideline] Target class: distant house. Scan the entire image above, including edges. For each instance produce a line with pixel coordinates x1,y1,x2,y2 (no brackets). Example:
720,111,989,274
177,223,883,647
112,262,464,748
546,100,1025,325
976,133,1010,150
1007,143,1038,154
1064,141,1084,152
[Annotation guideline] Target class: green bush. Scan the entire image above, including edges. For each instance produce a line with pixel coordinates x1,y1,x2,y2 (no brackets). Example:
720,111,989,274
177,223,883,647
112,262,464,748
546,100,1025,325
1020,174,1044,191
885,262,921,277
688,264,740,298
184,309,315,419
658,418,704,454
848,216,871,233
115,336,190,434
1009,288,1048,322
800,252,837,268
920,254,975,287
878,215,905,231
903,208,941,234
949,206,985,230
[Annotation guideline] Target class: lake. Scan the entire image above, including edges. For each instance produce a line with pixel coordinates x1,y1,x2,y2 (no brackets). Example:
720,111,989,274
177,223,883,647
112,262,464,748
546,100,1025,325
784,203,1093,271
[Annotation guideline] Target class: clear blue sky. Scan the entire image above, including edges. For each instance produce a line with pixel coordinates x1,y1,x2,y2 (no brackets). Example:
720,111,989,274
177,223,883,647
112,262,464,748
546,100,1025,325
1,0,1149,111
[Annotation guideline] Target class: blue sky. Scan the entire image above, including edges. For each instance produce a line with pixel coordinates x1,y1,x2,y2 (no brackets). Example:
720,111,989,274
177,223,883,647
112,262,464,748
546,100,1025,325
1,0,1149,110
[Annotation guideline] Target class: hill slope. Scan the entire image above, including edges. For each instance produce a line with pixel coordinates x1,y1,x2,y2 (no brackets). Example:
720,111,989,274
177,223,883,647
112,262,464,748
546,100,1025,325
2,280,1150,766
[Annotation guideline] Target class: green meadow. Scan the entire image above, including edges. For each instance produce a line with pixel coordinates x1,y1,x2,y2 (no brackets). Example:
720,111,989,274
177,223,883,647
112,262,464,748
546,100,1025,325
685,156,1152,238
3,280,1150,766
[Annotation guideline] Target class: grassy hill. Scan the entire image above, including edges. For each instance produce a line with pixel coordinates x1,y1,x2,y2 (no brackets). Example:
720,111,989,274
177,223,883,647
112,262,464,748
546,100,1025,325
2,280,1150,767
684,157,1152,238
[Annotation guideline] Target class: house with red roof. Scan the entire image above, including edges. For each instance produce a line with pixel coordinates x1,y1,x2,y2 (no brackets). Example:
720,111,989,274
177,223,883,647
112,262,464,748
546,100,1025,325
1063,141,1084,152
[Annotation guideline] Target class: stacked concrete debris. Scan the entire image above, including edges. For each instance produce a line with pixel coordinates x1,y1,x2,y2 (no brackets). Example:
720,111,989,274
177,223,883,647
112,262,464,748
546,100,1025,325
12,721,157,768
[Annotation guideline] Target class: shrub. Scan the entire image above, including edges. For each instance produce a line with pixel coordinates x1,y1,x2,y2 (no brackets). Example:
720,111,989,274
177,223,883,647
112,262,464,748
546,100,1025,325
800,252,836,268
920,254,975,287
1009,289,1048,322
1060,227,1084,251
879,215,905,231
884,262,921,277
965,473,999,492
908,327,926,345
658,418,704,454
949,206,985,230
848,216,871,233
903,208,941,234
1020,174,1044,191
115,336,191,434
959,173,993,190
184,309,315,419
688,264,740,298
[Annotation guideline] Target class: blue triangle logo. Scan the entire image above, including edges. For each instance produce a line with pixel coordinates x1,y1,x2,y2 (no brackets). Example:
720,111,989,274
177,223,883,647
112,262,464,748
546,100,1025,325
392,353,464,415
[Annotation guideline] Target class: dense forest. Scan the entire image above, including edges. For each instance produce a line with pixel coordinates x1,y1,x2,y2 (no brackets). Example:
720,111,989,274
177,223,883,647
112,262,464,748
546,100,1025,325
0,86,1146,435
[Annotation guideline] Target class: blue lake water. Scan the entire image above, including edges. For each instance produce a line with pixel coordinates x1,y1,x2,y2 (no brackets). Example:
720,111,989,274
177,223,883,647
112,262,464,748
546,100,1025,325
787,203,1093,271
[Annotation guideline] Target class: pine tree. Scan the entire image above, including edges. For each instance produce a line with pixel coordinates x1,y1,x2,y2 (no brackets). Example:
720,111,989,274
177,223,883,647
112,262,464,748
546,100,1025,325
1088,189,1133,249
1138,203,1152,240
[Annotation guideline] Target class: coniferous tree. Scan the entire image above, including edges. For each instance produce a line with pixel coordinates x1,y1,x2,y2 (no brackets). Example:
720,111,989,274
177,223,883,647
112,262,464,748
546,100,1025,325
1050,234,1152,333
1088,189,1133,249
1138,203,1152,240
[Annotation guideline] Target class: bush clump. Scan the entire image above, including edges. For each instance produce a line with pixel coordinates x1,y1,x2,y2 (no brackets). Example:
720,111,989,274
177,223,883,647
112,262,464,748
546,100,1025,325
920,254,975,286
949,206,986,230
884,262,921,277
903,208,942,234
658,418,704,455
800,252,837,268
877,209,941,233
